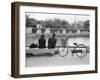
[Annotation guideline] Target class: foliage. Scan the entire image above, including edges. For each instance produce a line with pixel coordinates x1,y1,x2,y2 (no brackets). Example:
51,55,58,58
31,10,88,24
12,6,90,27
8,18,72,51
26,15,90,32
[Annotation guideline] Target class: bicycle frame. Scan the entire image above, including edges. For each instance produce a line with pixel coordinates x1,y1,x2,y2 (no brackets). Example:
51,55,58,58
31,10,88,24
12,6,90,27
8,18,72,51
57,43,87,58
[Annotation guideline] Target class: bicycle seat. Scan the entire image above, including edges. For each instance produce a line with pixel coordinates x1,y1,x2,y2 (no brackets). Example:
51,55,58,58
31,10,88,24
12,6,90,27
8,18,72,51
73,43,77,45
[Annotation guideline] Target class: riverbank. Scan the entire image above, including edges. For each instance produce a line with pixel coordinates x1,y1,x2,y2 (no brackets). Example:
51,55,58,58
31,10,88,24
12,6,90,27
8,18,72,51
26,33,89,37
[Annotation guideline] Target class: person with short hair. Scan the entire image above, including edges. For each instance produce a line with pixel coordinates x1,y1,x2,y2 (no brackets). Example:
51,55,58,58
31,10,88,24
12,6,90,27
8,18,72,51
48,33,57,49
38,34,46,48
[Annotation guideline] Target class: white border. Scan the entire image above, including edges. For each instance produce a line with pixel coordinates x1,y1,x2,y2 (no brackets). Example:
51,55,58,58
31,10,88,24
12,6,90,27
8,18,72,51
19,6,95,74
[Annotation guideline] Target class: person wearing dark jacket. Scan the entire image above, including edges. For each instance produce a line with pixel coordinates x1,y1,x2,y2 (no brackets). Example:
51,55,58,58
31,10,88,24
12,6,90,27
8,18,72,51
38,34,46,48
48,33,57,49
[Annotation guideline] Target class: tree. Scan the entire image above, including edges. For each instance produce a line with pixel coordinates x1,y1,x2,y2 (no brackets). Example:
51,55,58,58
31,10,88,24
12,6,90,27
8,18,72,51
26,15,30,27
83,20,90,30
26,15,37,28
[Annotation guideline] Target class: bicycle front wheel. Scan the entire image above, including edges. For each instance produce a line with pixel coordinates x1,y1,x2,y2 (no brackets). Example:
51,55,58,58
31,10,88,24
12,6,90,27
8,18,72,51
58,47,68,57
76,44,87,58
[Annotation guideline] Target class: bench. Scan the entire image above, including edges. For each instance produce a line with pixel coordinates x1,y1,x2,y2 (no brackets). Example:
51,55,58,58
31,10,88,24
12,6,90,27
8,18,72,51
26,48,57,56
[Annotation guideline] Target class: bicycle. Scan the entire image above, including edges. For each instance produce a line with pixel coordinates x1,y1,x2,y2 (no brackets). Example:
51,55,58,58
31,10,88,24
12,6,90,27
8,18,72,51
56,42,88,58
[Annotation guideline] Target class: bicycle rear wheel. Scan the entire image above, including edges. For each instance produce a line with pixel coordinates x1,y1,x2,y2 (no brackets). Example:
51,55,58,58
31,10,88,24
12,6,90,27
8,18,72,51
58,47,68,57
76,44,87,58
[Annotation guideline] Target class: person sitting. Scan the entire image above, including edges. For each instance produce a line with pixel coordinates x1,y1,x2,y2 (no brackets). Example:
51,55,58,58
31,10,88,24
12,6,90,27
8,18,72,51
38,34,46,48
48,33,57,49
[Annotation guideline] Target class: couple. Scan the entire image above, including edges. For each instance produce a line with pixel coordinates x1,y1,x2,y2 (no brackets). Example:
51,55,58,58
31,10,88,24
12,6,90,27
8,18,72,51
38,33,57,49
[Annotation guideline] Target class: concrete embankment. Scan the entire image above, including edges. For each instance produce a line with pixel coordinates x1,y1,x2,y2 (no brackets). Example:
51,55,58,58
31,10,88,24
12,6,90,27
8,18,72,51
26,33,89,37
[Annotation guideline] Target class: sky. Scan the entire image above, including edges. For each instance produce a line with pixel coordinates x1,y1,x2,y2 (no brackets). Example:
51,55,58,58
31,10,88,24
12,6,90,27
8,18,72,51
26,12,90,24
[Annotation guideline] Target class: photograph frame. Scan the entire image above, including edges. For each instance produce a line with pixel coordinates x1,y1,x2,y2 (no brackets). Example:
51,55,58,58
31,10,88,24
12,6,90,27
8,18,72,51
11,2,98,78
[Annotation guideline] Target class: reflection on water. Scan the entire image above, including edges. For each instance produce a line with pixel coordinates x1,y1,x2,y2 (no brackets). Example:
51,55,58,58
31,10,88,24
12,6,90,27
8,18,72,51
68,37,89,46
26,36,89,47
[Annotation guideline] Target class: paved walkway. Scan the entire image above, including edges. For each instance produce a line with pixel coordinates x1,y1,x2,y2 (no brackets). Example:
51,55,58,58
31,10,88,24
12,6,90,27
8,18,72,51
26,53,89,67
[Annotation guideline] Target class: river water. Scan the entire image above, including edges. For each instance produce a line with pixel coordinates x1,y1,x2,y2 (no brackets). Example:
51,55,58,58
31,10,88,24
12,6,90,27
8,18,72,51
26,35,89,47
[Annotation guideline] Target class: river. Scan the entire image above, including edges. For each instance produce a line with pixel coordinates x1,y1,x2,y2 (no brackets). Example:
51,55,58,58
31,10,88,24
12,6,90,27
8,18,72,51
26,35,89,47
